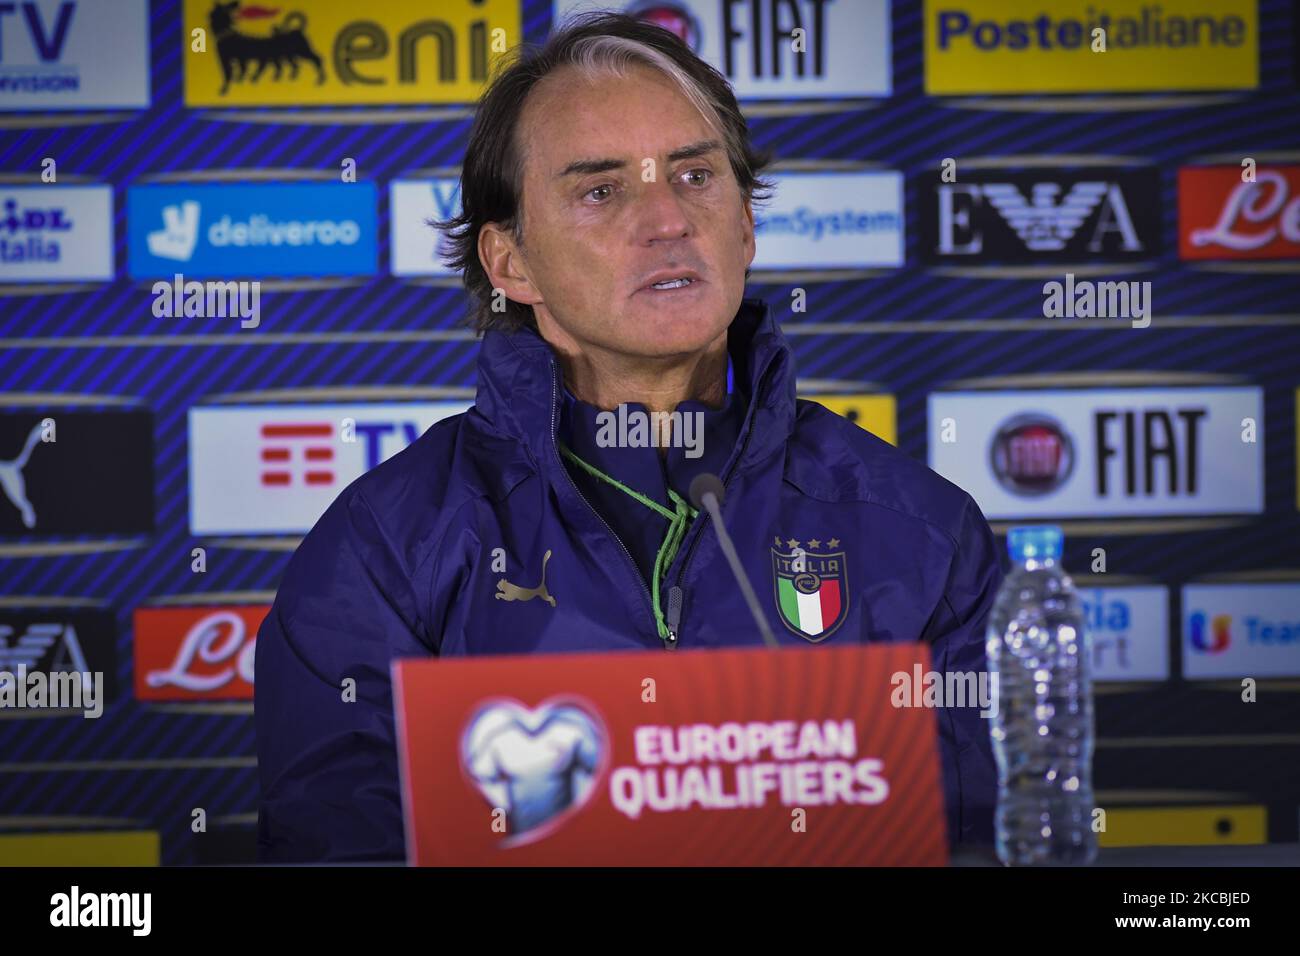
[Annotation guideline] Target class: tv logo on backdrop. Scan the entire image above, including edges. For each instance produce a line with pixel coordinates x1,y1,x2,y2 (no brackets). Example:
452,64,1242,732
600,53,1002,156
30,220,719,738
188,399,471,535
183,0,521,107
928,385,1264,519
1183,583,1300,679
0,0,150,110
923,0,1258,95
556,0,892,100
128,183,377,278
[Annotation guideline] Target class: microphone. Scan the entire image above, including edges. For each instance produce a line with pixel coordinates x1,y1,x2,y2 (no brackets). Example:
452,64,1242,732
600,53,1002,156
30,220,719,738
689,473,780,649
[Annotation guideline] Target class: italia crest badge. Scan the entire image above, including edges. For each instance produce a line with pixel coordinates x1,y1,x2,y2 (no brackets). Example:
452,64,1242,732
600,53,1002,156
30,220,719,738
771,537,848,642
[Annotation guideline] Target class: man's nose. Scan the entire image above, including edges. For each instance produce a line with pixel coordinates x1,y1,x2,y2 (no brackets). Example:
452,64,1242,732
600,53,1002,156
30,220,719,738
635,178,694,243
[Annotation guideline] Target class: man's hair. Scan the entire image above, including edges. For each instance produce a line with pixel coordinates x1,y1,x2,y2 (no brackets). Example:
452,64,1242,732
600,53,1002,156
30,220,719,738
434,12,776,335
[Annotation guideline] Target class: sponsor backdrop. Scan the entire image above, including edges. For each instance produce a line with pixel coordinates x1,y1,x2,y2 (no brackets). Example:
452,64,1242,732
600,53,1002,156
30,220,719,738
0,0,1297,863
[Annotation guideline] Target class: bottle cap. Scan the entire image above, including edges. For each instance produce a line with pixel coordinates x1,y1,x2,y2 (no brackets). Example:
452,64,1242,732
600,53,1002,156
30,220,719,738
1007,525,1063,562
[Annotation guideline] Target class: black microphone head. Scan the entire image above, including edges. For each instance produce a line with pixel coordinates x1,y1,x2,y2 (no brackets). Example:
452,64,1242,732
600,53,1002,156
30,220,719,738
689,472,725,510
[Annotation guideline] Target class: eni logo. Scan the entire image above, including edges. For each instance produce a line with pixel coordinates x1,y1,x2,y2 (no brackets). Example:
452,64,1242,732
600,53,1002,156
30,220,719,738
496,550,557,608
1189,612,1231,653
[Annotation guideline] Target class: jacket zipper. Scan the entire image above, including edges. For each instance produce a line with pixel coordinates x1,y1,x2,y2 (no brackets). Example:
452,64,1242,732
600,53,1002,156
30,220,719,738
663,357,779,645
548,363,673,649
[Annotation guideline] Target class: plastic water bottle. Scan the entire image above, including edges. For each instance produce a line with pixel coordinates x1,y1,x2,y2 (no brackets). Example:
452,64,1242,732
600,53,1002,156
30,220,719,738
987,525,1097,866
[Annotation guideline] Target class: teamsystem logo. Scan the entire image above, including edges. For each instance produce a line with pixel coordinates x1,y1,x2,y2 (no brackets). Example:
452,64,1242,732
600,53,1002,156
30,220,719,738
127,182,377,278
460,697,608,847
1188,611,1231,653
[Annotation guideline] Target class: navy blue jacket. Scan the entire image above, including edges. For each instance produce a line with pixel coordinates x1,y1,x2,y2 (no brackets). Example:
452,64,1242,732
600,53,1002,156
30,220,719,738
255,297,1002,862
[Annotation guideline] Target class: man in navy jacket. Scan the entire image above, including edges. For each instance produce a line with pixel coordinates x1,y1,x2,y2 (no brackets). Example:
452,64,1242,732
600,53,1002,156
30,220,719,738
255,13,1002,862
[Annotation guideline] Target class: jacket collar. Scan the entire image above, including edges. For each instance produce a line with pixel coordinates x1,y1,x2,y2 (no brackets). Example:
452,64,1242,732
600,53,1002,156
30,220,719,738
472,296,796,476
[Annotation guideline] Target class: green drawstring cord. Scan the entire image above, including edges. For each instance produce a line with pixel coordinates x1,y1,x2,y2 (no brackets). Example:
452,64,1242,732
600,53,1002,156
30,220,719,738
558,442,698,641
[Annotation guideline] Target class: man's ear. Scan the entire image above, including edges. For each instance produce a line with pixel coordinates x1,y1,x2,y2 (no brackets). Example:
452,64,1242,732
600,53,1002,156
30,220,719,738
479,222,542,306
741,198,757,269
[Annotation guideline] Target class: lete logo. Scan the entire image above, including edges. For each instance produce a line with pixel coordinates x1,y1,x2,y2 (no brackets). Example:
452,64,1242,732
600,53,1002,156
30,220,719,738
460,698,607,847
137,608,260,698
1180,166,1300,260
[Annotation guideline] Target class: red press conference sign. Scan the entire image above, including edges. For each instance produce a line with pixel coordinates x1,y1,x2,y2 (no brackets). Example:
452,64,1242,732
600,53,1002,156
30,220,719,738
1179,164,1300,260
394,643,948,866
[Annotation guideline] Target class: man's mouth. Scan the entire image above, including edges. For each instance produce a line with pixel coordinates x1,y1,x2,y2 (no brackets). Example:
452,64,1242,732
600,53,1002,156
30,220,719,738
649,277,695,290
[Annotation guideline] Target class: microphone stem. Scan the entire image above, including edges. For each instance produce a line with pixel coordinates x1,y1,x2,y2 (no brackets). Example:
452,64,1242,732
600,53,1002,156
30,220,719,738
701,492,780,649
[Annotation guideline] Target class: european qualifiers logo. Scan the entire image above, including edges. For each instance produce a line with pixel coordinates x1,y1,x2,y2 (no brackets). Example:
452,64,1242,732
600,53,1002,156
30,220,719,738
921,163,1161,271
461,697,606,846
0,407,154,535
207,2,324,95
771,537,847,642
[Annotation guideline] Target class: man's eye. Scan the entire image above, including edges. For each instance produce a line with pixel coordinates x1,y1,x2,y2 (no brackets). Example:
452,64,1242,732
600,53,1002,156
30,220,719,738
584,184,615,202
681,168,712,187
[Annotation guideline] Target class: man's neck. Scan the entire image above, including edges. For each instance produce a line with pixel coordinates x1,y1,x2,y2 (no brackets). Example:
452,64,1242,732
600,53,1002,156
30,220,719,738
549,333,730,417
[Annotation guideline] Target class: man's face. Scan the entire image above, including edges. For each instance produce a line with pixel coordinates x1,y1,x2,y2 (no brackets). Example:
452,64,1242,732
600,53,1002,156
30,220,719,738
485,63,756,360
